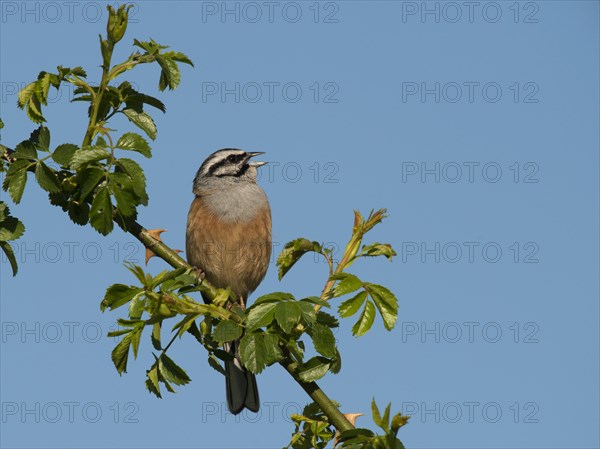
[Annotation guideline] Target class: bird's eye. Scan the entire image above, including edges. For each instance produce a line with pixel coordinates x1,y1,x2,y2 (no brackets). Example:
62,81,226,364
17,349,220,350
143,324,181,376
227,155,238,163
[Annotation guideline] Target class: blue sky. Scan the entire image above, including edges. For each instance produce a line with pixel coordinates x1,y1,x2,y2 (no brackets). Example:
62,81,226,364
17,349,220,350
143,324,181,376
0,1,598,448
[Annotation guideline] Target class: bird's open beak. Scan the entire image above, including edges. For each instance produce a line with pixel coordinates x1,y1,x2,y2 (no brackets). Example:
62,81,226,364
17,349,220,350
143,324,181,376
247,151,267,167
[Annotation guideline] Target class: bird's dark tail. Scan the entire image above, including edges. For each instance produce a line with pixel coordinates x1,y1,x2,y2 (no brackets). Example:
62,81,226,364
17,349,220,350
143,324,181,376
224,340,259,414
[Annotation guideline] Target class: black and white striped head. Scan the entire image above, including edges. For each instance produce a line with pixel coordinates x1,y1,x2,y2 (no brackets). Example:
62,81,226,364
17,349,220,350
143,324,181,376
193,148,267,190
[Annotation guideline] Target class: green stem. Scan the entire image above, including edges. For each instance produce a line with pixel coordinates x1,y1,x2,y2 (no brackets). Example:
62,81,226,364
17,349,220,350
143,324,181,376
82,41,114,148
281,358,354,432
125,219,354,433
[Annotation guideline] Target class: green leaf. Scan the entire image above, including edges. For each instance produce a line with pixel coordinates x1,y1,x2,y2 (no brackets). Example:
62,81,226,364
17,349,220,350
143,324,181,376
116,132,151,158
115,158,148,206
111,179,137,217
338,290,367,318
239,333,269,374
390,414,410,434
158,353,191,386
89,187,113,235
0,208,25,241
78,167,105,200
7,168,28,204
151,322,162,350
300,296,330,308
309,323,336,358
164,51,194,67
128,291,146,319
316,311,338,328
70,147,110,169
130,323,144,359
274,302,302,334
111,332,132,374
352,300,376,337
382,403,391,432
208,354,226,375
0,241,18,276
122,109,157,140
299,302,317,325
52,143,78,166
246,302,277,332
262,333,283,365
213,320,243,344
34,162,61,193
276,238,324,280
297,356,331,382
13,141,37,160
100,284,142,312
253,291,295,306
372,399,383,428
368,284,398,331
157,55,181,91
360,243,396,261
35,126,50,151
331,272,363,298
145,364,161,398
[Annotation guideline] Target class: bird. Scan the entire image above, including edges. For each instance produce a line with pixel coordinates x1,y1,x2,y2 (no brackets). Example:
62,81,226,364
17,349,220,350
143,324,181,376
185,148,272,415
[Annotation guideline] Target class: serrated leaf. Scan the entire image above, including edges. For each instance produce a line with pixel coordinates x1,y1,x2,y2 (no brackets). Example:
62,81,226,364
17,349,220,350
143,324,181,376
368,284,398,331
246,302,277,332
300,296,330,308
111,179,137,217
7,168,28,204
34,162,61,193
298,301,317,325
360,242,396,261
252,291,295,306
122,109,157,140
239,333,268,374
310,323,336,358
52,143,78,166
13,141,37,160
331,273,363,298
276,238,323,280
128,291,146,319
263,333,283,365
352,301,376,337
36,126,50,151
100,284,142,311
208,354,226,375
115,158,147,206
111,332,132,374
213,320,243,344
274,302,302,334
391,414,410,434
116,132,151,158
157,55,181,91
145,364,161,398
158,353,191,385
89,187,113,235
163,51,194,66
297,356,331,382
316,311,338,328
0,241,18,276
338,290,367,318
0,210,25,241
70,148,110,169
78,167,105,200
151,322,162,350
130,323,144,359
17,82,36,109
